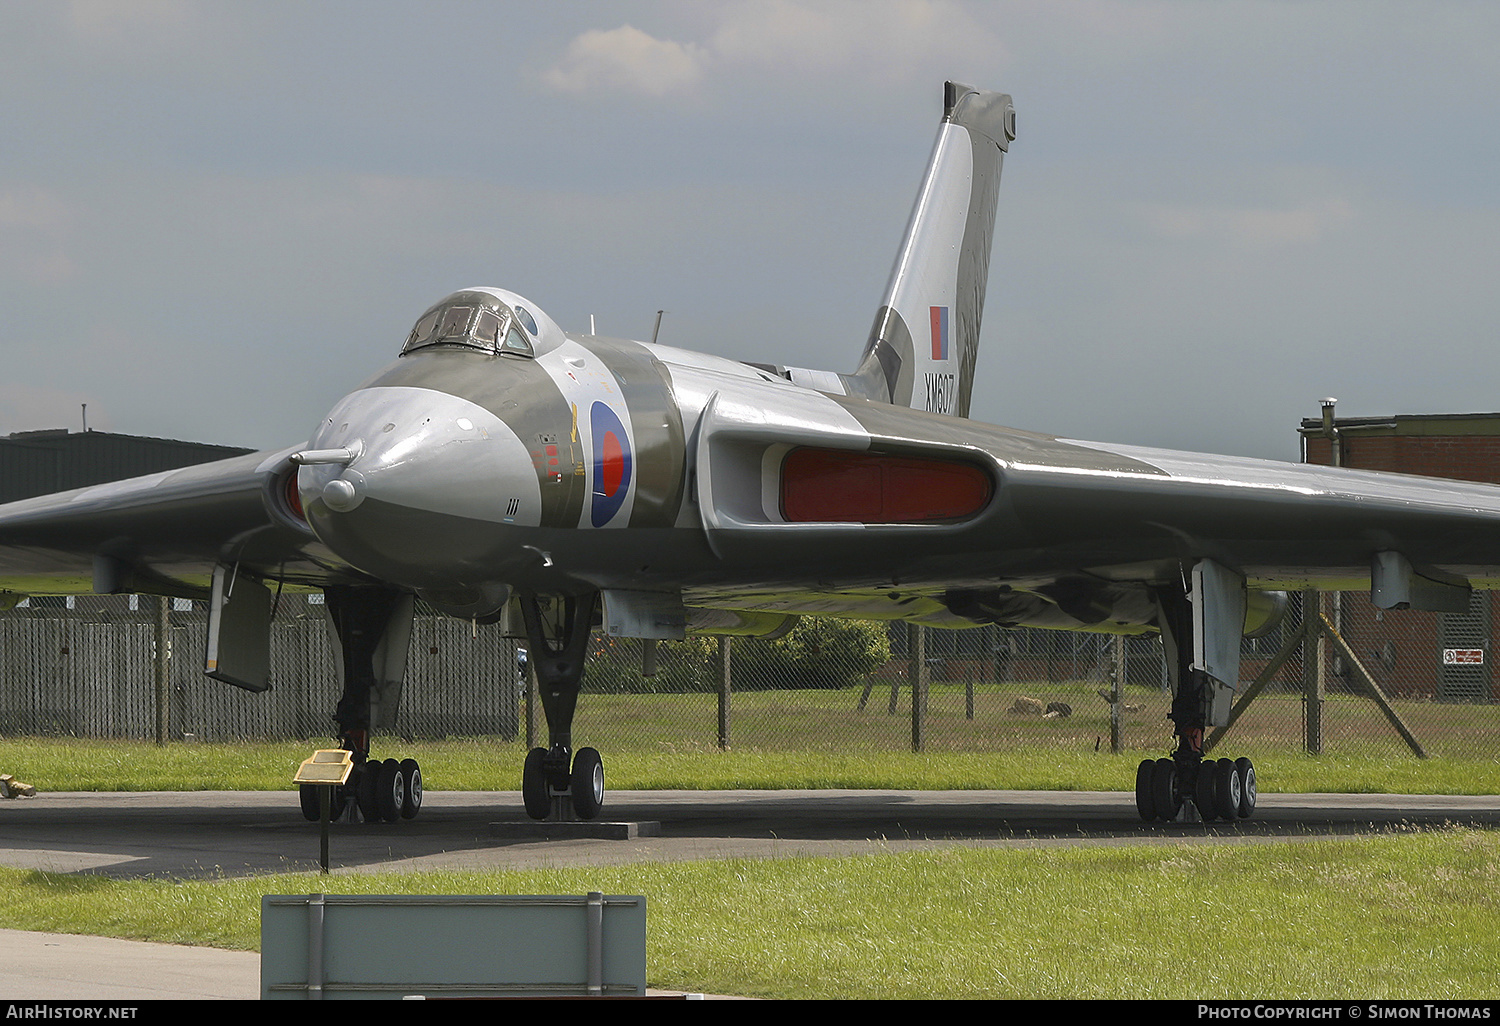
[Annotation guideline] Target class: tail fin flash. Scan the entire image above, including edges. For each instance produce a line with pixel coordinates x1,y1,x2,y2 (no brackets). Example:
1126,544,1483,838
846,83,1014,417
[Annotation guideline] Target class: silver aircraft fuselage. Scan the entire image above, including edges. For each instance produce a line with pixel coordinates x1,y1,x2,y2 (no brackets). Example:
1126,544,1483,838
292,292,1500,638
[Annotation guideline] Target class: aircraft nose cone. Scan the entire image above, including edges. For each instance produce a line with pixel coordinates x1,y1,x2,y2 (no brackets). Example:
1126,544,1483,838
296,386,542,587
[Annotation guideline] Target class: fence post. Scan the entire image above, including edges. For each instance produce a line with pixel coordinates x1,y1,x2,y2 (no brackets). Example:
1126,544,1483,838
910,623,927,752
1304,591,1325,754
717,637,731,751
1110,633,1124,754
153,595,171,745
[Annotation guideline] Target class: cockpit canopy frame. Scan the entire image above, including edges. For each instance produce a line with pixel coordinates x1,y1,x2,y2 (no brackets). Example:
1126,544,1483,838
401,290,537,358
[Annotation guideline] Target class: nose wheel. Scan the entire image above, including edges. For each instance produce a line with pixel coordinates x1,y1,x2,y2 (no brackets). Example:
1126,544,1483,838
522,745,606,821
571,747,605,819
518,592,606,821
522,748,550,819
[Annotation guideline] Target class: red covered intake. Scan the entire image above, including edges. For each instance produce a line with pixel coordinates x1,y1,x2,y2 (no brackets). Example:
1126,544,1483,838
780,447,992,523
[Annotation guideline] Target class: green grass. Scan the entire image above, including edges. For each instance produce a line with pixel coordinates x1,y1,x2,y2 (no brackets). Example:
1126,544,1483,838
8,676,1500,791
1,831,1497,998
4,735,1500,794
563,682,1500,753
4,698,1498,998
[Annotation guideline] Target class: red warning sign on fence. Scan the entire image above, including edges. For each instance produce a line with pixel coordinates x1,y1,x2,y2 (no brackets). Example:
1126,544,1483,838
1443,648,1485,665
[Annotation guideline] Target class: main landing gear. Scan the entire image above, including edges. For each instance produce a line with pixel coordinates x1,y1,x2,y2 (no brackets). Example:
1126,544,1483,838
1133,672,1259,824
518,591,607,821
1135,561,1259,825
298,732,424,824
298,585,425,824
1134,752,1257,823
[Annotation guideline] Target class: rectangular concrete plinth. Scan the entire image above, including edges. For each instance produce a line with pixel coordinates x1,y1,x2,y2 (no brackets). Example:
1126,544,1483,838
489,820,661,840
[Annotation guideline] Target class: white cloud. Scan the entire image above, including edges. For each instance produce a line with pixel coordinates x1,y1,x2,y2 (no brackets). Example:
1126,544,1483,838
540,2,1004,99
542,24,706,97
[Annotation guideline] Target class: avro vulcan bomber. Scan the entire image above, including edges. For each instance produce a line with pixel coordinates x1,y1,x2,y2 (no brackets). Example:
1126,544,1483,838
4,84,1500,824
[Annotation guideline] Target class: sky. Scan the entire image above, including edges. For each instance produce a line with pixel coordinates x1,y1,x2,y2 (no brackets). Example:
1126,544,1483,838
1,1,1497,461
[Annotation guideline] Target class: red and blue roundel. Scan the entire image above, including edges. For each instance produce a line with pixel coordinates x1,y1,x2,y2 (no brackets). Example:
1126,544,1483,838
590,401,633,527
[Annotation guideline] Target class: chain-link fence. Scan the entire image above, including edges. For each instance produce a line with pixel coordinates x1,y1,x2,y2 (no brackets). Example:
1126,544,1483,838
2,592,1499,759
0,594,524,743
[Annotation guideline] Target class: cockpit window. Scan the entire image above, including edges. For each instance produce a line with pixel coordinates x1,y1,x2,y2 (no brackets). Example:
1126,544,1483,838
406,310,441,349
437,306,475,341
401,291,535,358
502,323,534,356
473,308,505,346
514,306,539,336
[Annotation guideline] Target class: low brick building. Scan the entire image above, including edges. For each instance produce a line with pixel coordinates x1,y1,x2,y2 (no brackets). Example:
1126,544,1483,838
1300,411,1500,702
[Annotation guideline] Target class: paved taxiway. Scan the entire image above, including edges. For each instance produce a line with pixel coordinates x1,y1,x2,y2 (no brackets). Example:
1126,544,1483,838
1,788,1497,999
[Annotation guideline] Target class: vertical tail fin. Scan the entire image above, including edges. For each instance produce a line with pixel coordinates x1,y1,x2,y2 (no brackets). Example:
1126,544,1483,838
844,83,1014,417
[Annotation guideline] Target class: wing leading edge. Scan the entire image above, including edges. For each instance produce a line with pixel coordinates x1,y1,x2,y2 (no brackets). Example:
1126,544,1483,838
679,389,1500,633
0,446,360,600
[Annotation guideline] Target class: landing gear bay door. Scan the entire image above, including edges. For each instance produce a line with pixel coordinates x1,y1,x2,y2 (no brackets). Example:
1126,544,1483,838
205,564,273,693
1191,559,1246,727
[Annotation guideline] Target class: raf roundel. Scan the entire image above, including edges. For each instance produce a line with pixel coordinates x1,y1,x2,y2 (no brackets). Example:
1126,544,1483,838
589,401,633,527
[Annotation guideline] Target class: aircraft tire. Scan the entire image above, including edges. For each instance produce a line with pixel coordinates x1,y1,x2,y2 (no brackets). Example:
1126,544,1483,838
1150,758,1179,822
522,747,549,820
399,758,422,819
298,783,321,822
375,758,405,823
1134,759,1157,821
571,747,605,821
1235,757,1257,818
356,761,381,822
1213,758,1241,822
1195,762,1218,822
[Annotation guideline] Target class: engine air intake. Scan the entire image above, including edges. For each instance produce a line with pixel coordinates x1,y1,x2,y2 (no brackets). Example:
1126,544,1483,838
780,447,992,523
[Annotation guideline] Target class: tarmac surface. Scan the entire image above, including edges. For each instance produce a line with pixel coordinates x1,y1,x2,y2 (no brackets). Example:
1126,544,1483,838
1,787,1498,1000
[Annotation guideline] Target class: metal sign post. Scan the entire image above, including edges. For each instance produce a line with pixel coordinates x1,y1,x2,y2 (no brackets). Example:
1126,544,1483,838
294,750,354,873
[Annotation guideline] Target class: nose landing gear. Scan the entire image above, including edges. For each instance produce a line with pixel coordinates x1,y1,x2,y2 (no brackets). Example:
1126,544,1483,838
518,592,606,821
522,743,606,821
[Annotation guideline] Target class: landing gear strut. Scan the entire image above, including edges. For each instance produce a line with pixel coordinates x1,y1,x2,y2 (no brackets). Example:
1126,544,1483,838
518,591,605,820
297,585,424,824
1134,562,1258,825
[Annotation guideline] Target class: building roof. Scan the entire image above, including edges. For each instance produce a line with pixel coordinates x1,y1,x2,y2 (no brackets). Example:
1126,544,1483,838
0,429,254,504
1298,412,1500,439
